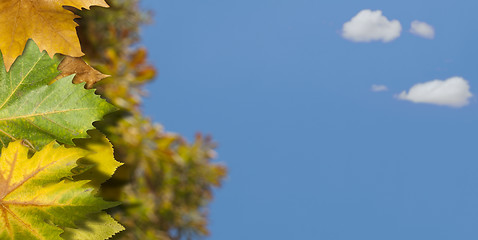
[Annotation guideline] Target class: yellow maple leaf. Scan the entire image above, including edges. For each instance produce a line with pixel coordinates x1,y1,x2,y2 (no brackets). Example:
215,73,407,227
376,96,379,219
0,0,108,71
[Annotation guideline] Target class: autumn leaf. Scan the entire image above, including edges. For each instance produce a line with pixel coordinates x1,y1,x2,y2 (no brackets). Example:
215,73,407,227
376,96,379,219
0,140,120,240
62,212,125,240
0,40,117,150
62,130,124,240
73,130,123,190
0,0,109,71
57,57,109,89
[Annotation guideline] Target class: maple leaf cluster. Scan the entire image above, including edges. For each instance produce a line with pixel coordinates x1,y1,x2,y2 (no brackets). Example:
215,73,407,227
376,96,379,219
0,1,127,240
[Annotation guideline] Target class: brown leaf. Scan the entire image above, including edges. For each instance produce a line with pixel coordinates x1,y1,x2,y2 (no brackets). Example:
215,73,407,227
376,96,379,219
57,56,109,88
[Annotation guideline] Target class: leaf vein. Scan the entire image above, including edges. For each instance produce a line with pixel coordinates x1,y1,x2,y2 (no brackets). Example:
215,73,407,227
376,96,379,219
0,52,45,109
0,108,93,121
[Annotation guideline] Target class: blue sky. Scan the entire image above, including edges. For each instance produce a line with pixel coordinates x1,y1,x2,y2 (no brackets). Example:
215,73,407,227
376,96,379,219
140,1,478,239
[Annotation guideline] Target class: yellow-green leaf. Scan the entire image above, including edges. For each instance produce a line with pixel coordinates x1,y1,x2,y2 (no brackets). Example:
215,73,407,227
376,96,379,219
73,130,123,190
62,212,124,240
0,141,118,240
61,131,124,240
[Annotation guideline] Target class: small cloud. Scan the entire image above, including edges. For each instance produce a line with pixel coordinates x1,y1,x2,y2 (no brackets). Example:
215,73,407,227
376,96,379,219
397,77,472,108
342,9,402,42
371,84,388,92
410,20,435,39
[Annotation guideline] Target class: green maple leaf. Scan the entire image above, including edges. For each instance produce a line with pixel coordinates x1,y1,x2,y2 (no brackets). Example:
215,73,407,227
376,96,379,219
0,40,116,150
0,141,120,240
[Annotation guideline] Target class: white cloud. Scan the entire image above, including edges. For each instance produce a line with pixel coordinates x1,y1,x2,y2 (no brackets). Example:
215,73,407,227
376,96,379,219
371,84,388,92
342,9,402,42
410,20,435,39
397,77,472,108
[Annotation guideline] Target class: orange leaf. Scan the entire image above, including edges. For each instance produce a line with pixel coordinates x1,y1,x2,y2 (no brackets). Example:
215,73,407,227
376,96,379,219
0,0,108,71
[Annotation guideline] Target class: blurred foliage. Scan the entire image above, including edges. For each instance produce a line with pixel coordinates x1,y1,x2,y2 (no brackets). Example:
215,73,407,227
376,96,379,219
74,0,227,239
